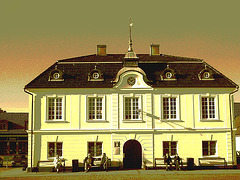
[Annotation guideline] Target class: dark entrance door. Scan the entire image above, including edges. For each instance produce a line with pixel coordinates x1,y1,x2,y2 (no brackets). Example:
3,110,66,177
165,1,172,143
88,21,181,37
123,139,142,169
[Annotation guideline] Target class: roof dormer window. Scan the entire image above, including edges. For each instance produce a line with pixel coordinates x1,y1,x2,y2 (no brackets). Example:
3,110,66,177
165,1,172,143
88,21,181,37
92,72,100,79
165,72,173,79
198,66,214,80
88,66,104,82
161,65,176,81
49,66,64,81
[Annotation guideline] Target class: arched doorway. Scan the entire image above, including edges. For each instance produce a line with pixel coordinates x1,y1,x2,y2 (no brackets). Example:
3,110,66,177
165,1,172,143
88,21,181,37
123,139,142,169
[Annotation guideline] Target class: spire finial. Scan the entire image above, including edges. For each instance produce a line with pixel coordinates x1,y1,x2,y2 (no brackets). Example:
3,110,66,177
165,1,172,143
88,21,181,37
124,17,138,59
128,17,133,52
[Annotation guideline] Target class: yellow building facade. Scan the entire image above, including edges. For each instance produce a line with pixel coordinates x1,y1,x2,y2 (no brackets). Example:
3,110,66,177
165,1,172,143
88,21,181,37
25,42,238,170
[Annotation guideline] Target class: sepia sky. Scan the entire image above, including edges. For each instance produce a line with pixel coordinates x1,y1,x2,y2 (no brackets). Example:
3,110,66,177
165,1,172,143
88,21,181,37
0,0,240,112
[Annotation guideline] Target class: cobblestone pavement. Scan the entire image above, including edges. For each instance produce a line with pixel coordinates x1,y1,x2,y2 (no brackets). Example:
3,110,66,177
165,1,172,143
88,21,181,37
1,167,240,180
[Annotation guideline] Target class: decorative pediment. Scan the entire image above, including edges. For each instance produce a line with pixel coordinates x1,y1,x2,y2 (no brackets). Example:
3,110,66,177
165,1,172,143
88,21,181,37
113,67,152,89
198,67,214,80
88,66,104,81
49,66,64,81
160,65,176,81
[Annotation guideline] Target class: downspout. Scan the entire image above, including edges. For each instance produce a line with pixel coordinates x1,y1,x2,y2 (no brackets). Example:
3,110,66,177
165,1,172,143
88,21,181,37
229,85,239,166
24,89,34,172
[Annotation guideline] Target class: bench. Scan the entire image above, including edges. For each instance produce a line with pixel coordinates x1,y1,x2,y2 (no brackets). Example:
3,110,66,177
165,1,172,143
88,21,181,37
154,157,184,170
84,156,111,171
36,159,66,172
198,157,226,168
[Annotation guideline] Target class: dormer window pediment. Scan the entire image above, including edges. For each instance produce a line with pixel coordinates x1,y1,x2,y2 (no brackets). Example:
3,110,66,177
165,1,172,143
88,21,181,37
161,66,176,81
88,67,104,82
198,68,214,80
49,67,64,81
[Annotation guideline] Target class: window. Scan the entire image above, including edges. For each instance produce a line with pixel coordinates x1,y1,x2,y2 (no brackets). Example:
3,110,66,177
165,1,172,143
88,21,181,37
125,97,140,120
88,97,103,120
162,97,177,120
88,142,102,156
0,142,7,155
48,97,63,120
201,97,215,119
114,141,120,155
163,141,177,156
0,121,8,130
48,142,63,157
202,141,216,156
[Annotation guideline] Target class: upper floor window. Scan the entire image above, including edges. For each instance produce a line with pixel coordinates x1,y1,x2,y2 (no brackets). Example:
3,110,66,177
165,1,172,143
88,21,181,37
88,97,104,120
0,121,8,131
163,141,177,156
125,97,140,120
48,97,63,120
162,97,177,120
201,97,216,119
202,141,216,156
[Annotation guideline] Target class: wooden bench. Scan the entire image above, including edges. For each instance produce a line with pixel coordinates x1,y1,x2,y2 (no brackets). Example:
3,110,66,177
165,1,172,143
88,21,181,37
84,156,111,171
154,157,185,170
198,157,226,168
154,158,165,169
36,159,66,172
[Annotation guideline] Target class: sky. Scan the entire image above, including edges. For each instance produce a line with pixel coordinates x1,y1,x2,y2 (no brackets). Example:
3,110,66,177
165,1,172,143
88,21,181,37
0,0,240,112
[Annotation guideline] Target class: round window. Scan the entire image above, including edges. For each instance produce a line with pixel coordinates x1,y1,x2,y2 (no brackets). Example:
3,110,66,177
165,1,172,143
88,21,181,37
165,72,172,79
92,72,100,79
203,72,210,79
53,72,60,79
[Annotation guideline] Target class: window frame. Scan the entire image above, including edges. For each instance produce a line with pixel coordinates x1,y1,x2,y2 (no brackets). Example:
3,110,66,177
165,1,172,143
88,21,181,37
202,140,217,157
161,95,180,121
123,95,142,121
162,141,178,157
45,95,65,122
86,95,106,122
200,95,219,121
47,142,63,158
87,141,103,157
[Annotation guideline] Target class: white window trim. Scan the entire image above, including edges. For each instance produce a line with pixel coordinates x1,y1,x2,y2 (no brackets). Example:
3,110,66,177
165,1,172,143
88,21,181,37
45,95,66,122
202,140,218,157
86,95,106,122
122,94,142,122
199,95,219,121
161,95,180,121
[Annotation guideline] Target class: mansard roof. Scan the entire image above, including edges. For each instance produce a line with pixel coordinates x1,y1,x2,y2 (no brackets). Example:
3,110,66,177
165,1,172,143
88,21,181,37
25,54,237,89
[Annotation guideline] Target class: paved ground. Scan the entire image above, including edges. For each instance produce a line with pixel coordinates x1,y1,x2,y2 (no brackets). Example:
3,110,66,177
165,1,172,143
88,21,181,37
1,167,240,180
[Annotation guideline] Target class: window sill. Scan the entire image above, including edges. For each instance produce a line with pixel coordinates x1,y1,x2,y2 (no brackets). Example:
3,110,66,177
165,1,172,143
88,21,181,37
160,119,183,122
122,119,145,123
45,120,68,123
86,120,108,123
200,119,222,122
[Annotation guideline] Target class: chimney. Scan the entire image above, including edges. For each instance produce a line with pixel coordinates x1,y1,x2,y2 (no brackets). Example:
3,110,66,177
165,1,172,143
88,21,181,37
150,44,160,55
97,45,107,56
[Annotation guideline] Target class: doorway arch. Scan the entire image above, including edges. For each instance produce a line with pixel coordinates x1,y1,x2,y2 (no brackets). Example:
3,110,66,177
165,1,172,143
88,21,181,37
123,139,142,169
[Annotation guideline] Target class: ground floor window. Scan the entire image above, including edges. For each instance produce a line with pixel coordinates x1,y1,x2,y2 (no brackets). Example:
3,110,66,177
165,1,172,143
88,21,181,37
48,142,62,157
88,142,102,156
163,141,177,156
0,141,7,155
202,141,216,156
0,137,27,155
